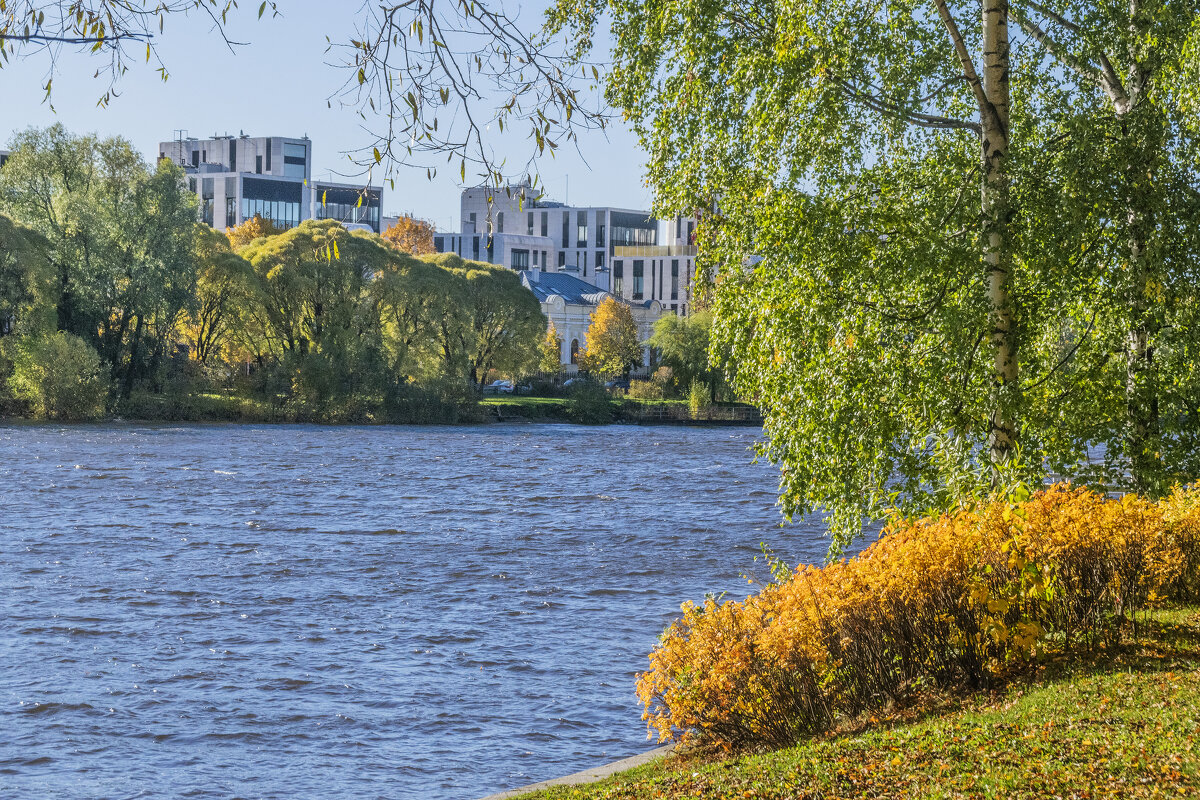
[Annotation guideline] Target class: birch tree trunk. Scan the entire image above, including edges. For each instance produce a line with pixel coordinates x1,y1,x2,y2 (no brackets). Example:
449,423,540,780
981,0,1016,473
932,0,1017,478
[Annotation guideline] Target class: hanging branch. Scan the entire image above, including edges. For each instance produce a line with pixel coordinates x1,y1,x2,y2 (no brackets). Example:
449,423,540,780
0,1,277,107
331,0,611,191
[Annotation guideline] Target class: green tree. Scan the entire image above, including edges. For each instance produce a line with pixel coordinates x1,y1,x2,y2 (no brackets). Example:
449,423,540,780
0,213,54,338
238,220,395,406
649,311,713,394
426,254,546,384
0,125,201,397
580,297,643,379
539,0,1200,544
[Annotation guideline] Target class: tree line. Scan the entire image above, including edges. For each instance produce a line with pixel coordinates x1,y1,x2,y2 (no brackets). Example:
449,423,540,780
0,125,547,420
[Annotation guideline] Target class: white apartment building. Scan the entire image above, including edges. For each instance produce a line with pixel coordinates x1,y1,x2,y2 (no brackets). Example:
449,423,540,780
158,134,383,233
434,181,699,316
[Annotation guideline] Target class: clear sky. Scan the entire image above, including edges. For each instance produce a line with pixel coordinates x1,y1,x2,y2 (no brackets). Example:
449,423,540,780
0,0,654,230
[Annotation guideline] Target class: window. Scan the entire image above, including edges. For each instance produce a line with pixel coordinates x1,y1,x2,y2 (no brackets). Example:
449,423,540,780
597,223,606,247
671,259,679,300
632,260,644,300
469,212,477,233
201,179,215,226
561,213,569,248
473,236,480,260
226,197,236,228
283,143,306,178
434,236,445,252
558,251,566,268
241,176,302,229
540,211,548,237
576,210,587,248
497,212,504,233
613,260,624,296
595,251,604,270
256,155,263,174
201,149,206,162
487,237,494,262
570,339,579,365
541,251,548,271
265,138,272,172
229,140,237,172
511,249,530,269
687,220,694,243
192,150,200,167
527,211,534,235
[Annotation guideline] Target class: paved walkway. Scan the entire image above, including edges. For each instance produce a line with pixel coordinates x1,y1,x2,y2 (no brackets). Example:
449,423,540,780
476,745,675,800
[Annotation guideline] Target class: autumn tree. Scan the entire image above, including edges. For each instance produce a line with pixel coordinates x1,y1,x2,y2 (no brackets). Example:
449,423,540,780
226,214,283,253
580,297,643,378
539,320,563,373
381,215,436,255
179,224,253,365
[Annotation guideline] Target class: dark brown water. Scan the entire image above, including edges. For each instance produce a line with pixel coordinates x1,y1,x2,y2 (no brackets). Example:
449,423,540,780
0,423,830,799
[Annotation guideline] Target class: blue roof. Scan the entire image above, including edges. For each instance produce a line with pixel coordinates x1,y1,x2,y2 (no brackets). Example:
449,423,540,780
521,271,613,306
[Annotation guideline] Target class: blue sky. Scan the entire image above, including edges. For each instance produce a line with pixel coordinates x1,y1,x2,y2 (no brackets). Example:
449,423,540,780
0,0,653,229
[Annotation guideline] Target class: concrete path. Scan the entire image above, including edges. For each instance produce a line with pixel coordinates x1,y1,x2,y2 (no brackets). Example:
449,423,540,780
475,745,675,800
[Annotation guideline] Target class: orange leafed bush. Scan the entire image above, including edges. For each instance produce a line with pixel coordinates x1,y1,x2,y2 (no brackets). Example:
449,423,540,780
637,485,1200,751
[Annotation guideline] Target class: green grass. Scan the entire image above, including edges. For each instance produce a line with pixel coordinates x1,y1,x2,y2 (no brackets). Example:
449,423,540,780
519,608,1200,799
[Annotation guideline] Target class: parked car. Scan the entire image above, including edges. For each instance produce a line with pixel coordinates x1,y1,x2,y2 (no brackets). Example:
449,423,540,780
605,378,631,391
488,379,515,394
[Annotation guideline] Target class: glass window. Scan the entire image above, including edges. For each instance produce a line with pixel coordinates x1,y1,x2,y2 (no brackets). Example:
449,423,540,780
558,251,566,268
595,251,604,269
469,212,477,233
512,249,530,269
632,260,644,300
256,155,262,174
570,339,579,365
527,211,534,235
226,197,236,228
671,259,679,300
576,210,587,248
613,260,624,297
473,236,480,260
561,214,569,248
541,212,548,237
597,223,606,247
497,212,504,233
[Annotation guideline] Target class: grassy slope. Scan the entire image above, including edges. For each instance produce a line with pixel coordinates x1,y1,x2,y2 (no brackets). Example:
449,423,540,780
522,608,1200,799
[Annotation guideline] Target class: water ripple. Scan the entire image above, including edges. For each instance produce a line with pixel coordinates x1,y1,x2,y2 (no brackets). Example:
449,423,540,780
0,422,835,800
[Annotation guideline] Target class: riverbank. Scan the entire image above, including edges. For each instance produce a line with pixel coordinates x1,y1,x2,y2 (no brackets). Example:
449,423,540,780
504,605,1200,799
1,391,764,427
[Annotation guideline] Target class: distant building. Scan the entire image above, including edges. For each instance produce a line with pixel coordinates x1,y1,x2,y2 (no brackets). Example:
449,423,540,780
433,180,698,316
0,150,10,170
519,270,661,372
157,133,383,233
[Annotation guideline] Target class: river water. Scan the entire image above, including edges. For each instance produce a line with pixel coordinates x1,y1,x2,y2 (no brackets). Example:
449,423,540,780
0,423,831,800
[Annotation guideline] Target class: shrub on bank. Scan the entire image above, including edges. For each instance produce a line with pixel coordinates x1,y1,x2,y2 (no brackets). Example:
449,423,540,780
2,332,109,420
637,485,1200,751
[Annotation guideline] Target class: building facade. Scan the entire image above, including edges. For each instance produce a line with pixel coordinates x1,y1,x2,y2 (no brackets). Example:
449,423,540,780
433,181,663,292
520,270,662,371
158,134,382,233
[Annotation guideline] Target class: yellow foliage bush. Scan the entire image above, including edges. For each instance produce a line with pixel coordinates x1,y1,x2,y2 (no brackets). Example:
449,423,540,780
637,485,1200,751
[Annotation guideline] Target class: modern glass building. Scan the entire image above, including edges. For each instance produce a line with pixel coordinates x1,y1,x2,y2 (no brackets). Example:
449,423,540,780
158,134,383,233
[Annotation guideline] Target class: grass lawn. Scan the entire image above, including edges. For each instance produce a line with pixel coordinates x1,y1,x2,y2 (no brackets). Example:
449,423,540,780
518,607,1200,799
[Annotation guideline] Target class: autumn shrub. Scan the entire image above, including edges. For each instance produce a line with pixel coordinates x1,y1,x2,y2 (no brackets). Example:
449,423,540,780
637,485,1200,752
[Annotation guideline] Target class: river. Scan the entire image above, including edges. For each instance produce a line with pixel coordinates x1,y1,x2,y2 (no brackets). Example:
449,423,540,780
0,423,832,799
